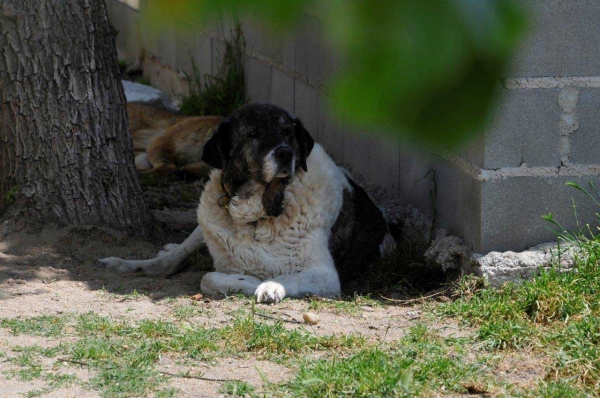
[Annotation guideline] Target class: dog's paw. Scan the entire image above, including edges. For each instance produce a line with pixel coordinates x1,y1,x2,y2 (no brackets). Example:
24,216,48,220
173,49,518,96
98,257,139,273
255,281,286,304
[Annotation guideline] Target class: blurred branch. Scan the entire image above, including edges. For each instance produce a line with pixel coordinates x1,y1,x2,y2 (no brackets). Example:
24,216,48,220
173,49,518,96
145,0,527,147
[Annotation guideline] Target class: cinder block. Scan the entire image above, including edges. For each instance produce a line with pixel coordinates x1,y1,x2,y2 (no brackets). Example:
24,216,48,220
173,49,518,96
281,32,296,71
343,131,400,195
106,1,141,61
397,147,482,249
211,39,225,77
483,89,560,168
245,57,272,103
434,161,482,251
192,32,213,80
242,18,284,64
318,92,344,162
137,2,158,57
175,29,196,76
510,1,600,77
271,69,294,113
480,175,600,252
156,22,177,67
294,81,319,139
294,14,321,79
458,135,485,168
124,9,141,60
366,134,400,194
343,130,373,180
569,88,600,165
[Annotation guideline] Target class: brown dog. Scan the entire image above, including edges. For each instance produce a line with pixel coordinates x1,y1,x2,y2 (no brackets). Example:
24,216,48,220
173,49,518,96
128,103,223,179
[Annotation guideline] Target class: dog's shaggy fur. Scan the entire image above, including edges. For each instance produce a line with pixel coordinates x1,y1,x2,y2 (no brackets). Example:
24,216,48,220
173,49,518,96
101,103,393,303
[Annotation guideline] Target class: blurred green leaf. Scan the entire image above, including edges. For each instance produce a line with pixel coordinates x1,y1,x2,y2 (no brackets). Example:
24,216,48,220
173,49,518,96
146,0,527,148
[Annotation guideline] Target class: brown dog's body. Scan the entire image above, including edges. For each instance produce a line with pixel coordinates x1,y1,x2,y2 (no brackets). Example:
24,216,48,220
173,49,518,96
128,104,223,178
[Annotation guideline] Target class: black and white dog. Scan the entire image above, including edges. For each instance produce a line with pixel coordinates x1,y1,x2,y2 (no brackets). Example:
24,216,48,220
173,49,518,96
101,103,394,303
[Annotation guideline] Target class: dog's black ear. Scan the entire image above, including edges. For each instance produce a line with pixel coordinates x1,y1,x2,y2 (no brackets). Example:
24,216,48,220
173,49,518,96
291,116,314,172
202,120,232,169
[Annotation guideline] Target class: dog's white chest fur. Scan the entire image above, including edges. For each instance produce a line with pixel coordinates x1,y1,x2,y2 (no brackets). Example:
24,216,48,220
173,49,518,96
197,144,350,280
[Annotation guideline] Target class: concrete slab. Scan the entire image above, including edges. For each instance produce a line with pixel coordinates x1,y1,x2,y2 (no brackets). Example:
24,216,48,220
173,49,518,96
470,242,576,287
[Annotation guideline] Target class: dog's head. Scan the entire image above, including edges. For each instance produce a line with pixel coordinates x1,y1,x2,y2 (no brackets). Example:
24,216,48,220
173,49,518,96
202,103,314,218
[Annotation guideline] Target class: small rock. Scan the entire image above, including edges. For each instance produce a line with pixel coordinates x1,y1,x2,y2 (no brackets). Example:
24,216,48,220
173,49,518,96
302,312,320,325
190,293,203,301
405,310,421,320
149,291,167,300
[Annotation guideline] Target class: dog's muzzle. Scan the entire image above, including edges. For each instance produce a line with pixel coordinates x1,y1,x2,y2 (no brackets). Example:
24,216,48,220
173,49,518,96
274,146,294,178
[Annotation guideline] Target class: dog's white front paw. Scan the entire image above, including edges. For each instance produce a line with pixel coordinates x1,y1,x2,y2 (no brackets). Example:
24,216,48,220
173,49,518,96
255,281,286,304
98,257,139,273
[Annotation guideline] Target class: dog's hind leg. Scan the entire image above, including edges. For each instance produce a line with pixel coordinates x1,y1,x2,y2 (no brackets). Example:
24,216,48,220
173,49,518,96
99,225,205,276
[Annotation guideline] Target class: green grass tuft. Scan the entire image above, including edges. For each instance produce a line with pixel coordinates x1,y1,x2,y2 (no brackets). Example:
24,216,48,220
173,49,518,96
438,181,600,393
267,325,485,397
220,380,255,397
180,19,248,117
1,315,68,337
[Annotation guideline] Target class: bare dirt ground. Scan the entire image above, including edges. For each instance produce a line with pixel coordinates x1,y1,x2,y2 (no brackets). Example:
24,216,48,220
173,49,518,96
0,223,458,397
0,179,548,397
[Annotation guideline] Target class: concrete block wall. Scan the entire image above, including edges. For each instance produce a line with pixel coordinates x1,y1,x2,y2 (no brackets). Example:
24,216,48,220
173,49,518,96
105,0,600,254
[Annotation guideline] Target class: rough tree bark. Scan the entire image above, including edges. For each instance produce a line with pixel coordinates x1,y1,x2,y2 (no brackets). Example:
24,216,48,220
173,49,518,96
0,0,152,236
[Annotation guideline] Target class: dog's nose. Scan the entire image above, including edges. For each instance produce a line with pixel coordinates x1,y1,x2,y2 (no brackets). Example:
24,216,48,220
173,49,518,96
275,146,293,164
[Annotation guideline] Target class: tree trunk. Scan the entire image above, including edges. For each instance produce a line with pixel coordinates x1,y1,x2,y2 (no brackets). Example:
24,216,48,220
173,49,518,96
0,0,152,236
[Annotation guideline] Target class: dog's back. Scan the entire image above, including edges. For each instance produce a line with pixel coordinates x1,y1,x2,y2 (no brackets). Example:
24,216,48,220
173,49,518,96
127,103,187,152
127,103,223,179
328,178,390,284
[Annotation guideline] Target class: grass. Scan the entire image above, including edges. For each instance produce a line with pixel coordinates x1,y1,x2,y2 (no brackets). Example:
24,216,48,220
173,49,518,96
222,315,369,362
306,294,380,315
0,310,372,396
180,19,248,117
265,324,489,397
1,315,68,337
2,181,599,396
220,380,255,397
438,181,600,395
4,185,19,206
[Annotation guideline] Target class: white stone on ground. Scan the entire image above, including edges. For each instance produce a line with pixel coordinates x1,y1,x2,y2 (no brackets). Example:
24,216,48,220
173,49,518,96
122,80,179,111
470,242,576,287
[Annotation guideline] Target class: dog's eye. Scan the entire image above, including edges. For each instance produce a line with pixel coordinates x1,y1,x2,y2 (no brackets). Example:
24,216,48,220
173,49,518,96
249,130,258,137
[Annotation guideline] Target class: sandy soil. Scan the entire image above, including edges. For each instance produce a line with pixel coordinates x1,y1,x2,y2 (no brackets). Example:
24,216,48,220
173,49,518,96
0,179,543,397
0,222,460,397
